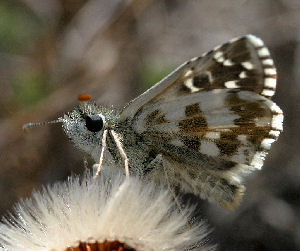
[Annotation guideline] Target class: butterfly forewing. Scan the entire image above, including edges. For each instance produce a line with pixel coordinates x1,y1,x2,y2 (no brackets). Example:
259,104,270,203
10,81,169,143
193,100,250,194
121,35,277,120
122,35,283,208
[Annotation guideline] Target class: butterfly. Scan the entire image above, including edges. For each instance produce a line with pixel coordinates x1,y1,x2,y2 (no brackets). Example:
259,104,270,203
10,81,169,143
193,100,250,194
24,35,283,209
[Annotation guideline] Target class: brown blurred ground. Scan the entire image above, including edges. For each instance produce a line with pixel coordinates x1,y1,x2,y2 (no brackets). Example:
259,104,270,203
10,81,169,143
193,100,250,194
0,0,299,250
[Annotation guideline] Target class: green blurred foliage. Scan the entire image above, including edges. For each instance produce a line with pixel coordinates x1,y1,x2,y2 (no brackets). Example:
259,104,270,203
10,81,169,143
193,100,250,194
139,62,172,89
13,70,48,107
0,1,41,53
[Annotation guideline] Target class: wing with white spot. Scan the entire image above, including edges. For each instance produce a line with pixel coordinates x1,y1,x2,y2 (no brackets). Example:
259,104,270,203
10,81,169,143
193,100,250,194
120,34,277,120
120,35,283,208
136,89,283,208
135,88,282,170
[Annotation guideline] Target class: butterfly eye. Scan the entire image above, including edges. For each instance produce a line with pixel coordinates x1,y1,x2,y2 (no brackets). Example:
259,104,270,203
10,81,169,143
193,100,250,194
85,114,104,132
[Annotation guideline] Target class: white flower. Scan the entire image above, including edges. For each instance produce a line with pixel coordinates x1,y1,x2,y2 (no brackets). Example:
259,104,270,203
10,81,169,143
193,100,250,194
0,167,214,251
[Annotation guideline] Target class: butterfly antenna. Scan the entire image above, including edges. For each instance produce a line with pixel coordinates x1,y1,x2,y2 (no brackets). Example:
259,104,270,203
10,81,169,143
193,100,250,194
23,94,92,133
23,119,63,133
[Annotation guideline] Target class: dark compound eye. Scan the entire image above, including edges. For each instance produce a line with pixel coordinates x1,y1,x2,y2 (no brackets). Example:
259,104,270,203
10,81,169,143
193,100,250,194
85,114,104,132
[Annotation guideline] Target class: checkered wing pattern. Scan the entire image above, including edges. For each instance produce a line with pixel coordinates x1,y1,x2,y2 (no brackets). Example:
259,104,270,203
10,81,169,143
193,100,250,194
121,35,283,208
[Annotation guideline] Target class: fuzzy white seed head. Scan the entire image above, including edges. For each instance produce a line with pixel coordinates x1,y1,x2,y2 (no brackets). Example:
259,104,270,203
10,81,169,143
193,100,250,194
0,167,214,251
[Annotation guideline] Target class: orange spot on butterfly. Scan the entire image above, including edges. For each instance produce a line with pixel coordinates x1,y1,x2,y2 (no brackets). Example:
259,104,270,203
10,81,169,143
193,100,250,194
78,94,92,102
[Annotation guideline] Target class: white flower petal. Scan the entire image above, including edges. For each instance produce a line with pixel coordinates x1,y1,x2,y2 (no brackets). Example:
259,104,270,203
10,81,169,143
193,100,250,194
0,167,214,251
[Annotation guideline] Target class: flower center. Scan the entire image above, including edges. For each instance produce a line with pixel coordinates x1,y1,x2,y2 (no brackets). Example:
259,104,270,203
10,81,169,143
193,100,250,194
66,240,136,251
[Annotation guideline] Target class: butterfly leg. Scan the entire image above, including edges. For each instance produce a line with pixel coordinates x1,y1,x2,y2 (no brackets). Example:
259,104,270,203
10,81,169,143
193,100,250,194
83,155,89,170
147,154,191,228
93,129,108,178
146,154,177,189
111,130,129,177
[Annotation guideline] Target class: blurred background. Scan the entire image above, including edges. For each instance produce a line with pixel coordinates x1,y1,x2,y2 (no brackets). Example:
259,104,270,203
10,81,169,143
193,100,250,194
0,0,299,250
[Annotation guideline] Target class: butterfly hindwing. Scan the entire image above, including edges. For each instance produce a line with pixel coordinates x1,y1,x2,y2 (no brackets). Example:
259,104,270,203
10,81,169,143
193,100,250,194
134,88,282,207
